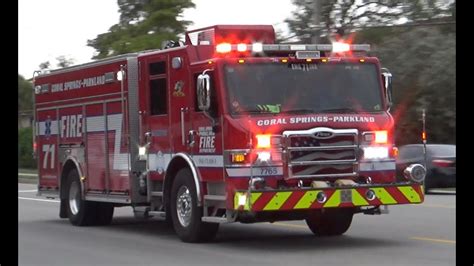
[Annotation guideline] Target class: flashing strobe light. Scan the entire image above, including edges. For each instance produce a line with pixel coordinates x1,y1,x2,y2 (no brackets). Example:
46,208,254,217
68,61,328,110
332,42,350,53
374,130,388,144
237,43,247,52
252,42,263,53
216,43,232,53
256,134,271,149
363,147,389,160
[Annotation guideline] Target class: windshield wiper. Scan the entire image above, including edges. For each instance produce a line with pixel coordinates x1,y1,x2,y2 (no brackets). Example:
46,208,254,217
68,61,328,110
318,107,358,113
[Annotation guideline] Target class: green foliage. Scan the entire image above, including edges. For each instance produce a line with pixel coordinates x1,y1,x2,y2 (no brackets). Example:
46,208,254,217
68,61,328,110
88,0,195,59
285,0,454,42
18,74,33,112
374,27,455,145
19,127,36,169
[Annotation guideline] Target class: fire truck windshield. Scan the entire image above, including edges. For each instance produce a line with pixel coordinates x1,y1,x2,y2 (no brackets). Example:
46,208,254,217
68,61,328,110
224,62,384,115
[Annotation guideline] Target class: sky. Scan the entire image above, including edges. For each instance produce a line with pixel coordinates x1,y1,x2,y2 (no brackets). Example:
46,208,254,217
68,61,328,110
18,0,294,79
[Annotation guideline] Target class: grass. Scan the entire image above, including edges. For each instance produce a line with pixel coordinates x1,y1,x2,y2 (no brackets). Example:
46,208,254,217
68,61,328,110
18,168,38,184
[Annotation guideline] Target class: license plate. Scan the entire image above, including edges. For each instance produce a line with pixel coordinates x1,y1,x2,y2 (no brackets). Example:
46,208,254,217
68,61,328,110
340,189,352,203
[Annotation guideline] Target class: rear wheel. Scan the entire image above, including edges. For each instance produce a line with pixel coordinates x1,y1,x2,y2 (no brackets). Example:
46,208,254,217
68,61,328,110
170,168,219,242
65,169,114,226
305,208,354,236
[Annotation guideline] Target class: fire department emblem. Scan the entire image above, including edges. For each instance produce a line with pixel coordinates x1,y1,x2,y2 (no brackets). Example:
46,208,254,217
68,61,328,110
172,80,185,97
44,117,52,138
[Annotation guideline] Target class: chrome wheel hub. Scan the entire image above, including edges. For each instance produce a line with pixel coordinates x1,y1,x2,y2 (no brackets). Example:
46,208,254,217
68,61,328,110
69,180,80,215
176,186,192,227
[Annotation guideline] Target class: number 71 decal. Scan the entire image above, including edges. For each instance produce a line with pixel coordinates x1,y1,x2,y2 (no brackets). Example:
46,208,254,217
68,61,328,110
42,144,55,169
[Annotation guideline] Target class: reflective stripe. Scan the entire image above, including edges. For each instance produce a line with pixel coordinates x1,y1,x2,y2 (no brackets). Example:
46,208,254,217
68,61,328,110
398,186,422,203
263,192,292,211
374,187,397,204
324,190,341,207
294,190,320,209
351,189,369,206
234,192,262,210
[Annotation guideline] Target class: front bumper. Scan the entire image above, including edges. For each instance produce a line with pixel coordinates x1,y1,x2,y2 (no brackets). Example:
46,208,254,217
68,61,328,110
234,183,424,211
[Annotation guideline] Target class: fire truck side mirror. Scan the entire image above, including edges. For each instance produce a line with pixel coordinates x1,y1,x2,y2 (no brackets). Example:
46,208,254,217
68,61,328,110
197,73,211,111
381,68,393,109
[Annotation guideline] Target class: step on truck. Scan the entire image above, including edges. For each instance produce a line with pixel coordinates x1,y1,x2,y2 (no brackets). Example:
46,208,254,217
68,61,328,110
34,25,426,242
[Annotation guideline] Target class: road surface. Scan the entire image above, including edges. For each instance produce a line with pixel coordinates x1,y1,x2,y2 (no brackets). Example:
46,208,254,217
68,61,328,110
19,183,455,266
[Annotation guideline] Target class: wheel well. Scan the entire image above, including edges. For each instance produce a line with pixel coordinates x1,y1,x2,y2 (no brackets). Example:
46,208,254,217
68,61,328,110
164,157,190,211
60,160,78,200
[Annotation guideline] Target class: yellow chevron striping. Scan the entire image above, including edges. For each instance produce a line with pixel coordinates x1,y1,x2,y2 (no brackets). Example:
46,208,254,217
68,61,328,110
398,186,421,203
324,190,341,207
374,187,397,204
294,191,320,209
263,191,292,211
351,189,369,206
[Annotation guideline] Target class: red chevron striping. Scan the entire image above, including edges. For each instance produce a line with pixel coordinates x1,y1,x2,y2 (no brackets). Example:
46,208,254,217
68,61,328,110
356,188,382,206
279,190,306,210
251,192,276,211
412,185,424,201
384,186,409,203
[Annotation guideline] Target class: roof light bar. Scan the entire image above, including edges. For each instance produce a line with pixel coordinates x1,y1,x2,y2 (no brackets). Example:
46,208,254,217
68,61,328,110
215,43,370,54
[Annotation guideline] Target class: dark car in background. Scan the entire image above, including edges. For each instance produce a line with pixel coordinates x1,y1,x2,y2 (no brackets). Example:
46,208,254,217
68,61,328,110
396,144,456,193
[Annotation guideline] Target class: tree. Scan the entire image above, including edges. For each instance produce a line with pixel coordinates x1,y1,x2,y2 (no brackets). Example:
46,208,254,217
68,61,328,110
87,0,195,59
56,56,75,68
284,0,454,42
373,26,455,145
18,74,33,112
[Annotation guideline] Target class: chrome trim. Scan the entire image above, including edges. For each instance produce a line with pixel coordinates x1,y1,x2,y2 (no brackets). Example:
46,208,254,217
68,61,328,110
180,108,187,145
104,102,110,193
283,127,359,179
290,159,357,166
283,127,358,137
286,145,357,151
85,194,131,204
172,153,203,206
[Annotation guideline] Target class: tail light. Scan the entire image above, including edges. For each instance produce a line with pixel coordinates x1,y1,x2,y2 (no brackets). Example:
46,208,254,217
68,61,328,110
432,159,454,168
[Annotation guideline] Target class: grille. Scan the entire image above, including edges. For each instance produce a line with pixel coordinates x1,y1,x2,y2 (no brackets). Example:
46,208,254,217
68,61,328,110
283,128,358,179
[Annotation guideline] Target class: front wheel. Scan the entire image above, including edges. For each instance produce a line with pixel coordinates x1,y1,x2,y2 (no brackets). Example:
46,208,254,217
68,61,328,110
170,168,219,242
305,208,354,236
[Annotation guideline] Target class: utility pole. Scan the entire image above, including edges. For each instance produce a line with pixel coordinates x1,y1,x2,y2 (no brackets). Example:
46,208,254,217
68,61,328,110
312,0,321,43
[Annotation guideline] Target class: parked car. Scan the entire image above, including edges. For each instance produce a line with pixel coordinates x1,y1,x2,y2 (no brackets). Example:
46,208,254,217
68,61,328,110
396,144,456,193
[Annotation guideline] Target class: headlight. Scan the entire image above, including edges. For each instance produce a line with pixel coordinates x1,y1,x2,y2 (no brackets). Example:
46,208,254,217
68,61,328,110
363,146,389,160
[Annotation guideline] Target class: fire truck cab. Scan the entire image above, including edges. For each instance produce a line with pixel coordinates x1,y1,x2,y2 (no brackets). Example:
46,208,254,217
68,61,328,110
34,25,426,242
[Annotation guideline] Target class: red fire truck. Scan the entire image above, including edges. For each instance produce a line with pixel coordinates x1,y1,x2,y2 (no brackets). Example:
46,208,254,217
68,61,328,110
34,25,426,242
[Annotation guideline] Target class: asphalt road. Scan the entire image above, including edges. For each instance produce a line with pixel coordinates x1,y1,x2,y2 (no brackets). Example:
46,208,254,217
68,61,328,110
19,182,455,266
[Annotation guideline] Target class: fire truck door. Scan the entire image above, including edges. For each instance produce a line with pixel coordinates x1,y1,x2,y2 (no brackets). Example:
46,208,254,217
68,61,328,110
189,71,224,181
139,55,173,178
139,54,192,178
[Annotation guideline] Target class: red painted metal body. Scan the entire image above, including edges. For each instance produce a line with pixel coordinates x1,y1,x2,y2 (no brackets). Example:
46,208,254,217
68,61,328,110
34,25,422,217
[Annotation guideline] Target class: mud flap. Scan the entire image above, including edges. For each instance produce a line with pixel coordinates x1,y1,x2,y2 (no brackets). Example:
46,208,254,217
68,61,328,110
59,199,67,218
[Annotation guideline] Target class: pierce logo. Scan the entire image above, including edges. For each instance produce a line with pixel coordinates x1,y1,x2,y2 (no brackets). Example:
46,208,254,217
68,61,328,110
314,131,333,139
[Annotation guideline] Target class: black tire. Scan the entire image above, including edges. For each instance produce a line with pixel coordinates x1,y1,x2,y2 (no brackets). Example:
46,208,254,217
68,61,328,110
94,202,114,225
65,169,97,226
170,168,219,243
305,208,354,236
